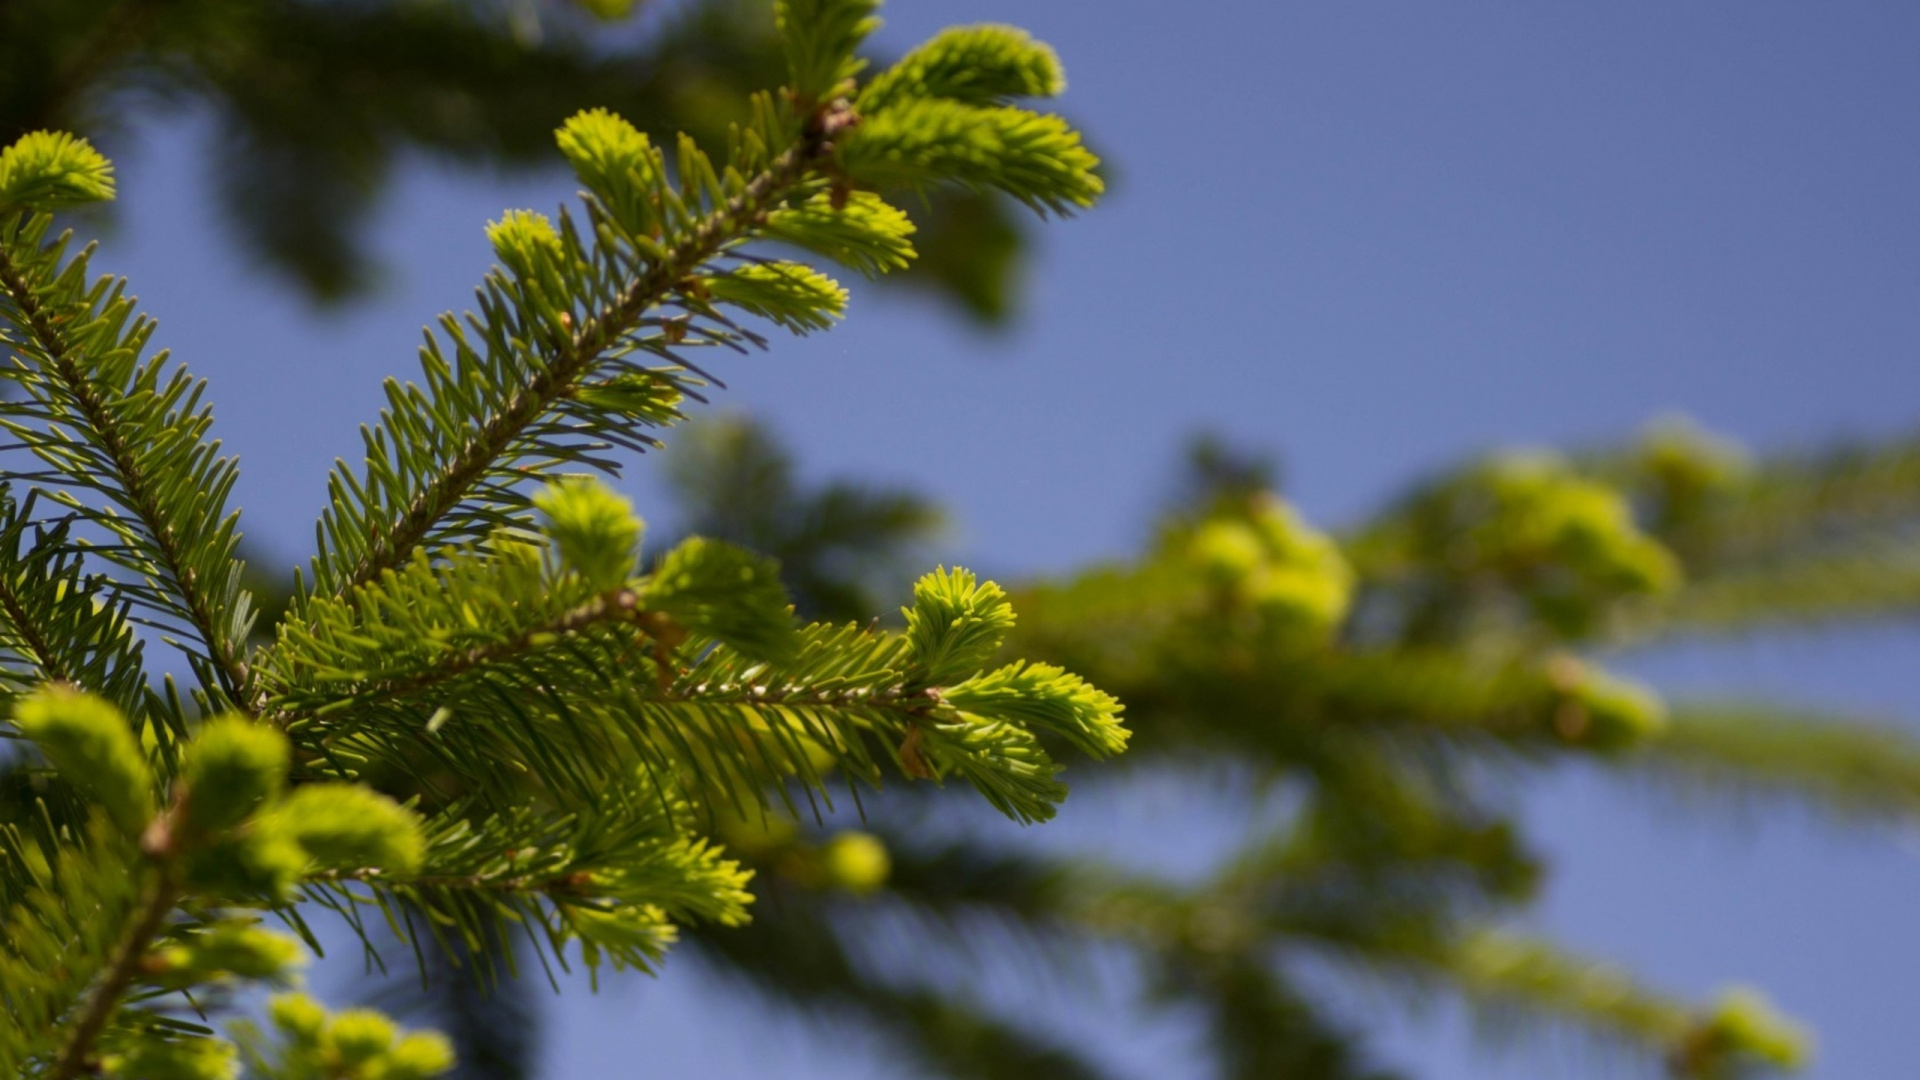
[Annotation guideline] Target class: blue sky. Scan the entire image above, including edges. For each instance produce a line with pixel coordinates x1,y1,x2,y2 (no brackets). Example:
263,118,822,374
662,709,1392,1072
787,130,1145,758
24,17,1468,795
96,0,1920,1075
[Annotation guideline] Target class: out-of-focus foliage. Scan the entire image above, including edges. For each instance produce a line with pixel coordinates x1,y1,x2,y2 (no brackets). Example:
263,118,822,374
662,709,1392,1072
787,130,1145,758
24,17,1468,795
604,415,1920,1080
0,0,1051,319
664,416,944,622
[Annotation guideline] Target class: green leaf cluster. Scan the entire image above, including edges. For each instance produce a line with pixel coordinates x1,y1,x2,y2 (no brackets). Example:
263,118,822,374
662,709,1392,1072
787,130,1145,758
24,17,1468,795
0,1,1123,1073
232,995,453,1080
598,416,1920,1080
0,133,114,213
2,0,1070,318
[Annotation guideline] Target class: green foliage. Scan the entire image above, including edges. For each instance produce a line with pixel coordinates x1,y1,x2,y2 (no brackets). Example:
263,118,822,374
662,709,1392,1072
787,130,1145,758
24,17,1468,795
1179,494,1355,648
905,566,1017,684
151,923,306,986
11,685,153,836
1352,451,1680,642
942,662,1128,759
661,416,944,621
0,205,255,710
0,132,114,212
1679,991,1811,1079
1636,704,1920,820
530,476,643,593
842,18,1097,216
776,0,881,100
0,817,144,1077
0,4,1123,1073
0,489,153,721
644,535,797,660
180,718,290,836
551,110,662,234
841,99,1104,215
233,995,454,1080
591,416,1920,1080
763,192,918,277
265,785,425,877
0,0,1060,316
860,25,1067,113
703,261,849,333
302,36,1098,602
4,2,1913,1077
105,1035,240,1080
329,776,757,983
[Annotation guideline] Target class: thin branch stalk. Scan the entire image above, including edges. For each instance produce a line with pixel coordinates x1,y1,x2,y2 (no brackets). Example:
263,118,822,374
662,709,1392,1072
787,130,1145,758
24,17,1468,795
45,861,178,1080
0,244,249,703
337,110,851,595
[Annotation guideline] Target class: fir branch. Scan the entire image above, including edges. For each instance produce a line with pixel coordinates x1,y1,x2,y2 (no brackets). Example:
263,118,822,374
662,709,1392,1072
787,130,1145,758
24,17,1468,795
1627,703,1920,822
1661,437,1920,570
0,561,69,686
332,108,853,597
311,587,645,717
0,817,145,1074
691,875,1114,1080
1649,541,1920,637
0,496,157,728
0,15,1130,1071
0,235,250,704
45,862,177,1080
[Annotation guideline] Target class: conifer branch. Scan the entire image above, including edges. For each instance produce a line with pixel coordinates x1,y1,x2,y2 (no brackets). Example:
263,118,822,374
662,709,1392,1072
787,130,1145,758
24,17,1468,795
336,107,853,596
0,497,161,727
0,570,71,686
317,863,632,898
305,588,646,720
320,868,552,893
0,245,249,702
0,11,1132,1069
45,863,178,1080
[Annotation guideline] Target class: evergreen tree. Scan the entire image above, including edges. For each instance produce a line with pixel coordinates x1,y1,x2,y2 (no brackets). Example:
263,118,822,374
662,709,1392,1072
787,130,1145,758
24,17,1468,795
0,3,1124,1076
7,2,1920,1079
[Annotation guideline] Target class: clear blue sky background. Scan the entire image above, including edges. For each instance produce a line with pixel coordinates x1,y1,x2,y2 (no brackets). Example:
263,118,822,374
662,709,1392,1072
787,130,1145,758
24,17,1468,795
96,0,1920,1076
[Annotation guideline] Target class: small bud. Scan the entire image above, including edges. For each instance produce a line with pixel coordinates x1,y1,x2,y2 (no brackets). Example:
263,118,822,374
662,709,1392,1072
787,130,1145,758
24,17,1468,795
1640,416,1750,502
564,904,675,958
104,1036,238,1080
1559,657,1666,749
13,685,153,837
183,828,310,901
0,131,115,210
821,830,890,894
265,783,426,876
156,923,305,983
1677,987,1812,1076
1183,496,1353,646
1186,520,1263,583
268,993,329,1044
180,717,289,835
1245,565,1350,641
485,209,562,281
554,109,659,232
532,476,643,592
328,1009,398,1066
384,1032,458,1080
904,567,1015,684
